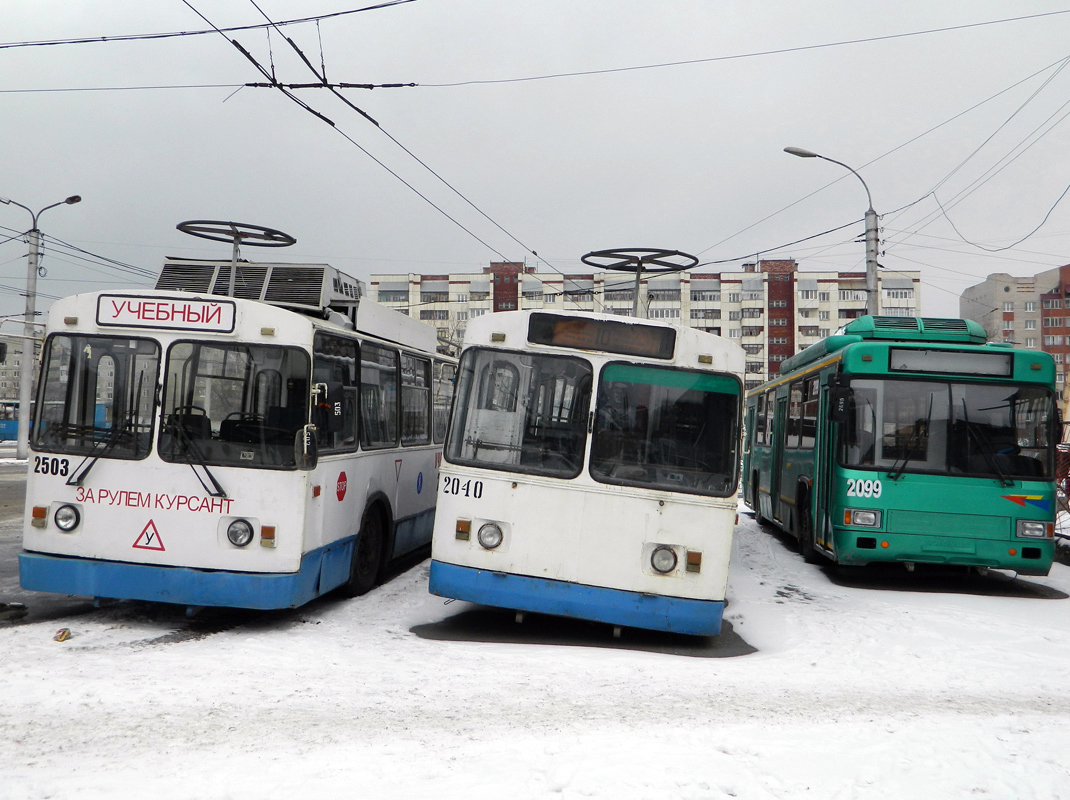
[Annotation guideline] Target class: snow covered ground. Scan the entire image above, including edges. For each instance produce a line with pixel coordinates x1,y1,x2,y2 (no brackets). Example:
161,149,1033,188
4,506,1070,799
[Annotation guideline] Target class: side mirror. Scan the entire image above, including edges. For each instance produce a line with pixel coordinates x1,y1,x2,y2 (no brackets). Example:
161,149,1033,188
295,424,318,470
829,387,852,423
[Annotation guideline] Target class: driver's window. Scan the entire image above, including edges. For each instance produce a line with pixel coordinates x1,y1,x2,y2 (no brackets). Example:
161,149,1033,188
313,333,359,453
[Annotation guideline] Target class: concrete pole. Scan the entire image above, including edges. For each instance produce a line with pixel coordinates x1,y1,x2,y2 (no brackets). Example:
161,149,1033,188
17,229,40,459
865,207,879,316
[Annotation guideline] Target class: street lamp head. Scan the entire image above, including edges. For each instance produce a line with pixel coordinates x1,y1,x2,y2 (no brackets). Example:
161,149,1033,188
784,147,819,158
0,197,11,205
64,195,81,205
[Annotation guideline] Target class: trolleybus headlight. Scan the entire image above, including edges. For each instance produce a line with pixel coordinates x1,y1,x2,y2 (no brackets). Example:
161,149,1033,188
227,519,255,547
651,545,678,574
1016,520,1050,539
53,504,80,532
844,509,881,527
477,523,504,550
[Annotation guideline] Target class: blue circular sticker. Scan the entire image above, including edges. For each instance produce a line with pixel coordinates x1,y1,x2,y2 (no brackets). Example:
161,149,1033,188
416,471,424,494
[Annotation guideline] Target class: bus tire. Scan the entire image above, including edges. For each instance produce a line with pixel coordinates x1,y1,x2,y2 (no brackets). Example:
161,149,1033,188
340,506,384,597
797,493,819,564
752,475,765,527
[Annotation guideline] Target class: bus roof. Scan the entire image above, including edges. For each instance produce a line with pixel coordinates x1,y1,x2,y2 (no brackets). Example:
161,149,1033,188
778,315,987,376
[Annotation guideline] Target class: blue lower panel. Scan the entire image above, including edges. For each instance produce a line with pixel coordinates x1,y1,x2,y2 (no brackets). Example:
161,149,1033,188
19,539,357,610
428,560,724,636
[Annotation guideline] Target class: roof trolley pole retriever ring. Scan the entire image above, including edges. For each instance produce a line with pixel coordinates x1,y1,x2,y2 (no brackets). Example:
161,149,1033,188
176,220,297,298
580,248,698,319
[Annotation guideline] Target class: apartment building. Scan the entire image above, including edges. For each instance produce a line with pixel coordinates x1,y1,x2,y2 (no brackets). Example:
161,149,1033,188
372,259,921,389
961,264,1070,396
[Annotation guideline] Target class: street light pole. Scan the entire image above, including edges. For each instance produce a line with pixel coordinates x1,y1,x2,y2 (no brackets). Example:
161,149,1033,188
0,194,82,458
784,147,880,316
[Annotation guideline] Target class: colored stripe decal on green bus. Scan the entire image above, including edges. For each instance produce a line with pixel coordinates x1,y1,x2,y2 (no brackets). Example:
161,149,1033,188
603,364,738,394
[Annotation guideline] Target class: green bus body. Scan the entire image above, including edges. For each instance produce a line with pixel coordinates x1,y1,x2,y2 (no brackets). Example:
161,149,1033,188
743,316,1057,575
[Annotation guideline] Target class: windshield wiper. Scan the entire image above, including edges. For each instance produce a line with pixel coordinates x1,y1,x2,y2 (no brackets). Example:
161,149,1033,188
888,394,933,481
66,419,133,486
961,398,1014,487
164,416,227,498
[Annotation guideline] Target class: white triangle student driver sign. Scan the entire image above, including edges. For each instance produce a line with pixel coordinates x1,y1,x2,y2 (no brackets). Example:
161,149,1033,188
132,520,165,551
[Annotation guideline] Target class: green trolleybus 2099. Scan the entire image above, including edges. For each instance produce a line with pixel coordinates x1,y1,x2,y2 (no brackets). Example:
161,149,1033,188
743,315,1057,575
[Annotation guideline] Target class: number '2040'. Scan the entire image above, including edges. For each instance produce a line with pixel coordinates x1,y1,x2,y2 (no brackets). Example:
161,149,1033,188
442,476,483,498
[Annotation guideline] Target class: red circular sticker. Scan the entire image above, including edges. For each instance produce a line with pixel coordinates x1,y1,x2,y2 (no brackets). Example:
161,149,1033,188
336,472,347,502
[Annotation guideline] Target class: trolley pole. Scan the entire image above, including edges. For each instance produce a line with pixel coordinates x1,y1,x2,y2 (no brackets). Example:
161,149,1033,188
0,194,81,459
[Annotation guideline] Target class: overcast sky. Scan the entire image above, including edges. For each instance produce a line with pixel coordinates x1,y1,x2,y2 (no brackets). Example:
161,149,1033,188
2,1,1069,324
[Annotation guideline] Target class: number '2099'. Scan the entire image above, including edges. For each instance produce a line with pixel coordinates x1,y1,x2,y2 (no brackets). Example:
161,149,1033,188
846,478,881,498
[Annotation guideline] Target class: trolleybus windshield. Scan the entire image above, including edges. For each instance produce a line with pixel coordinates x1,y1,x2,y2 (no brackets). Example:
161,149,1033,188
839,378,1054,480
446,348,592,478
590,363,740,497
158,341,310,469
33,334,160,459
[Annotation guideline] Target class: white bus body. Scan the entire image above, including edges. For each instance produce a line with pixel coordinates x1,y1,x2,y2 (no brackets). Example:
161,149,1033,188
429,310,745,635
21,287,454,609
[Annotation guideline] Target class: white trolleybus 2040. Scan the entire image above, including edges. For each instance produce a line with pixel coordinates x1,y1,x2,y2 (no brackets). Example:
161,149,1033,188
428,310,746,636
20,258,456,611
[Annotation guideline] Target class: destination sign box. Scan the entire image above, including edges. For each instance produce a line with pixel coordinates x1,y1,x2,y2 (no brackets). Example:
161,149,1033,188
96,295,236,333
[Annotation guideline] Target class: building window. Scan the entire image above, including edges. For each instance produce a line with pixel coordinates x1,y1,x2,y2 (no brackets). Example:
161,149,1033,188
769,317,788,326
1003,301,1014,312
690,290,720,302
1043,335,1059,346
769,354,786,362
741,326,763,337
1003,320,1015,330
820,328,831,337
378,290,409,303
770,299,787,308
728,310,741,321
1026,337,1037,348
452,294,467,304
728,329,741,339
727,292,741,303
839,290,867,302
799,290,817,300
420,310,450,321
420,292,448,303
1044,298,1063,309
690,309,721,319
769,336,788,345
1025,301,1036,312
746,362,764,373
648,308,679,319
1024,319,1037,330
1043,317,1062,328
1054,353,1064,364
470,308,487,317
799,326,819,337
742,344,763,355
647,290,680,302
742,308,763,318
819,310,830,320
819,292,830,302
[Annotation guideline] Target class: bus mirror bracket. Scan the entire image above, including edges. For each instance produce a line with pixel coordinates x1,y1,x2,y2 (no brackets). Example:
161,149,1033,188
295,425,318,470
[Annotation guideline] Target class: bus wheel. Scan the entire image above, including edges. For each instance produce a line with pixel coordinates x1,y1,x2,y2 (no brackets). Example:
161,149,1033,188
752,476,765,527
341,507,384,597
797,497,819,564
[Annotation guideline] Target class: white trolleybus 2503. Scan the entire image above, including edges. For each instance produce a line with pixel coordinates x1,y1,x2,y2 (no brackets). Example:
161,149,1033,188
20,258,455,610
428,310,746,636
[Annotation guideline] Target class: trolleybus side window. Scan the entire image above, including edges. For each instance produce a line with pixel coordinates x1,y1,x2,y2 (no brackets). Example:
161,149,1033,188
33,334,159,459
360,343,399,449
432,361,456,444
446,349,591,478
401,354,431,446
590,363,740,497
159,341,310,469
764,390,775,441
786,381,803,449
801,375,819,449
313,333,358,453
755,393,766,445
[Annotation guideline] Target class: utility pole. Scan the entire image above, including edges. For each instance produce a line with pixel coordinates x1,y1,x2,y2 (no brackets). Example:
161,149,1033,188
0,194,81,458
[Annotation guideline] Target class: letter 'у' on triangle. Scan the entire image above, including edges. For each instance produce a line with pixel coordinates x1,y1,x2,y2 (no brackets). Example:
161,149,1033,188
132,520,165,551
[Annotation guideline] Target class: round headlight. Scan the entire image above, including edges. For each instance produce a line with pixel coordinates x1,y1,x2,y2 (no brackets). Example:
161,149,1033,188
477,523,504,550
54,504,80,532
227,519,255,547
651,545,677,574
